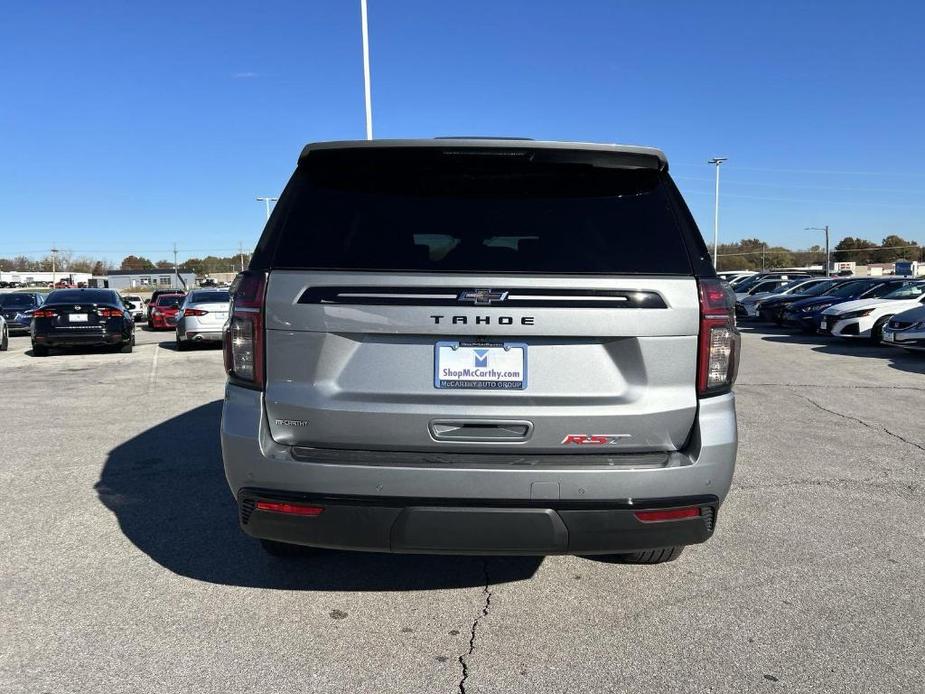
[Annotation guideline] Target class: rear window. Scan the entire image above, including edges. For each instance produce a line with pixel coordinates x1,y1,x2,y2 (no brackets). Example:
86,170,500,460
266,148,694,275
0,294,37,309
47,290,116,304
156,295,182,307
189,290,230,303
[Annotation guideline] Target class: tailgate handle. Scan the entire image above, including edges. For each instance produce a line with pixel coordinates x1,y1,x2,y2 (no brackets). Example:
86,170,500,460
429,419,533,442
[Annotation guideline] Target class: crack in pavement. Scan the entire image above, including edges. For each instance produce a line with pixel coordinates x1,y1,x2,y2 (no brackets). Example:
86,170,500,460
735,477,921,497
457,559,492,694
738,382,925,391
793,392,925,455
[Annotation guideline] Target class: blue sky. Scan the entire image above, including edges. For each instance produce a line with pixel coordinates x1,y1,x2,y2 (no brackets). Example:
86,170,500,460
1,0,923,264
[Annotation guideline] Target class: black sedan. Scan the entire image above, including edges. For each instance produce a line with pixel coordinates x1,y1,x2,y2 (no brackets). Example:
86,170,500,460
31,288,135,356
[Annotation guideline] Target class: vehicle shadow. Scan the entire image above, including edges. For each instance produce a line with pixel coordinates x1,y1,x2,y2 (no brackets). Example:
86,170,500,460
882,350,925,376
94,400,542,590
745,324,925,375
157,340,222,351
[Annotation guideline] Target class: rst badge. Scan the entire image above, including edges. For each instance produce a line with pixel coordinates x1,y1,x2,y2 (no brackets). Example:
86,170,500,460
561,434,631,445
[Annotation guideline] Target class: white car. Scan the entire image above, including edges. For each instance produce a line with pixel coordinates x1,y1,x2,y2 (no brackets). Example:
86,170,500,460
175,288,230,350
820,282,925,342
122,294,147,322
719,271,756,286
882,304,925,351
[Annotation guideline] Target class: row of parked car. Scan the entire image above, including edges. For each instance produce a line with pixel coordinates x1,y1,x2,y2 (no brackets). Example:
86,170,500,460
719,271,925,350
0,287,230,355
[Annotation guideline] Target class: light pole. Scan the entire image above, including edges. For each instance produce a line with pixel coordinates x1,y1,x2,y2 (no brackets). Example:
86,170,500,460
50,246,59,286
707,157,728,268
360,0,373,139
805,226,830,276
256,196,278,221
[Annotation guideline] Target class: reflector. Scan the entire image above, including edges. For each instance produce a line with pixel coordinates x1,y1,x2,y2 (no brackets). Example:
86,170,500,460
634,507,700,522
255,501,324,517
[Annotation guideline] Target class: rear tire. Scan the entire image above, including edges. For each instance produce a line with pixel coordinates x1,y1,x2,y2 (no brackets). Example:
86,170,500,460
870,316,890,344
32,343,49,357
613,546,685,564
119,340,133,353
259,539,318,557
176,336,190,351
0,326,8,351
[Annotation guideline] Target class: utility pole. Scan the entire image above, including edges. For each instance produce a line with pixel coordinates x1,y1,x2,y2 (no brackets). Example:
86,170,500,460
256,196,278,220
805,226,830,276
707,157,728,268
360,0,373,139
50,246,59,286
238,241,245,272
173,242,179,289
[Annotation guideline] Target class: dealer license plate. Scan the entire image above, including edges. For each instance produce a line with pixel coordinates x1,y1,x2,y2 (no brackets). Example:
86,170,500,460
434,341,527,390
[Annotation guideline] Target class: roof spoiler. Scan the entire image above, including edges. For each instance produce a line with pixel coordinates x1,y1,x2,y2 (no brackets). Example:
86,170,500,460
298,138,668,171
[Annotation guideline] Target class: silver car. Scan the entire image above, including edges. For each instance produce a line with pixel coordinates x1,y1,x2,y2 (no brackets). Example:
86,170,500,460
882,304,925,351
220,138,740,562
175,289,230,350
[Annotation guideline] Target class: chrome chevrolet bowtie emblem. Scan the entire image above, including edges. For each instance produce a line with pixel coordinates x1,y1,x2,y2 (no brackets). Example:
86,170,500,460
457,289,509,305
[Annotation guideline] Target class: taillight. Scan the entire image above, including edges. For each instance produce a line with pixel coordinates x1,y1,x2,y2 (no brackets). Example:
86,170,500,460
224,271,266,389
32,308,57,318
697,278,738,397
97,307,123,318
184,308,208,317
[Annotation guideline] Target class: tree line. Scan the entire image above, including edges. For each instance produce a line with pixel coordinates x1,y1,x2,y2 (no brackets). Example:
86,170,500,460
118,254,251,275
3,238,919,276
716,235,922,271
0,253,251,276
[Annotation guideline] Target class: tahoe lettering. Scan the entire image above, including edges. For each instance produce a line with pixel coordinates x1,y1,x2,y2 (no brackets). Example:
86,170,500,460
430,315,535,325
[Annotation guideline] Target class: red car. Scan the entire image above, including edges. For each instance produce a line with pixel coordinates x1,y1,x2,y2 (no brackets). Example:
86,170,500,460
149,293,184,330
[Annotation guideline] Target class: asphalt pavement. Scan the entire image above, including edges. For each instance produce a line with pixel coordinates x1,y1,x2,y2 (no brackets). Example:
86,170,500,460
1,324,922,693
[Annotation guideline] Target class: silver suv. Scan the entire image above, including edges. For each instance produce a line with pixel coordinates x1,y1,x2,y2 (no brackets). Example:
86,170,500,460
221,139,739,563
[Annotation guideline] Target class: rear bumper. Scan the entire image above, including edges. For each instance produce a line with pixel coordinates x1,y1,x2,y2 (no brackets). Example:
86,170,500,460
177,319,223,342
5,320,31,334
32,329,127,347
237,488,718,555
221,386,737,554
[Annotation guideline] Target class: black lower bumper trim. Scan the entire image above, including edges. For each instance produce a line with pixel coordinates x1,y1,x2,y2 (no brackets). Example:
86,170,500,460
238,489,719,555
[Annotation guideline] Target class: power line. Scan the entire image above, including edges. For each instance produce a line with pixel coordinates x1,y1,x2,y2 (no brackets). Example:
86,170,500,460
673,175,925,196
673,163,925,177
681,189,925,209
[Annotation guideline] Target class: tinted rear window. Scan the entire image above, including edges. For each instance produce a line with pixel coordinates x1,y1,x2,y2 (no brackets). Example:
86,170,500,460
189,290,230,303
0,294,38,308
156,295,182,307
267,149,693,275
47,290,117,304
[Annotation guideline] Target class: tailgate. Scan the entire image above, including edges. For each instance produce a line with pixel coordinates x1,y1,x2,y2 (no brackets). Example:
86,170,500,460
263,271,699,453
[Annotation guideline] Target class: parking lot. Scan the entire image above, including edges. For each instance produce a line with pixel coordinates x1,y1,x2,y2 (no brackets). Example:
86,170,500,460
1,326,922,694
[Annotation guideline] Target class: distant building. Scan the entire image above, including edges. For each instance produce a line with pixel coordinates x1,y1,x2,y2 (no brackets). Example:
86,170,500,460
103,269,196,290
0,270,92,285
202,272,239,285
